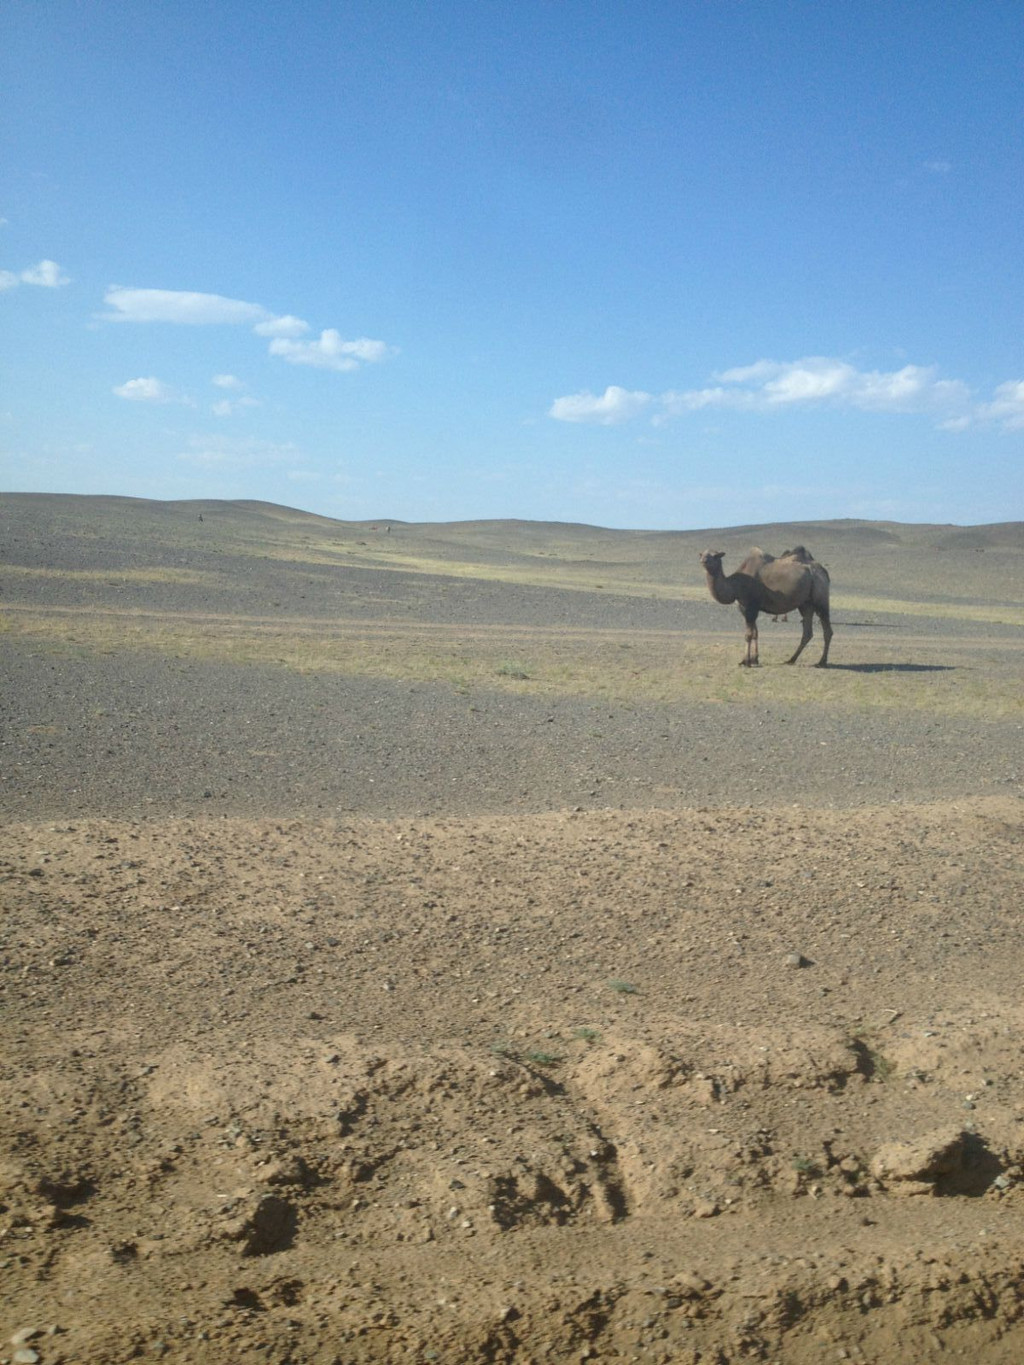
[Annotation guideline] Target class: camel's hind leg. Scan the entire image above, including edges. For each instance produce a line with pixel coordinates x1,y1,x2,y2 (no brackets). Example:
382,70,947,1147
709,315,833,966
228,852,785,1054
785,605,814,664
814,606,833,667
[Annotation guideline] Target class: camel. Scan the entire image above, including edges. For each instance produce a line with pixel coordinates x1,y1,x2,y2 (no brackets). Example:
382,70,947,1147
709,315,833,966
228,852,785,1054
700,545,833,667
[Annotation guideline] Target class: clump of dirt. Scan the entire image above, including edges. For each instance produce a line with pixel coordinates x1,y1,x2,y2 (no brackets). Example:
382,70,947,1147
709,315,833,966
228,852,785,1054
2,799,1023,1362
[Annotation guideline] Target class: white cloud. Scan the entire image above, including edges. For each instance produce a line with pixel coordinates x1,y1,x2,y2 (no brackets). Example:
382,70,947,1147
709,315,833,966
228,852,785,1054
100,286,391,374
268,328,395,371
103,287,267,325
253,314,310,338
113,376,183,404
1,258,71,291
552,356,985,429
980,380,1024,431
715,360,777,385
660,386,751,416
212,373,245,390
548,385,653,425
729,359,973,415
761,359,855,403
20,258,70,287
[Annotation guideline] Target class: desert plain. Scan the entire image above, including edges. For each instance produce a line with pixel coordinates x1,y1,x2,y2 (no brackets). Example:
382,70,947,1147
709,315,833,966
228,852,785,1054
1,492,1022,1365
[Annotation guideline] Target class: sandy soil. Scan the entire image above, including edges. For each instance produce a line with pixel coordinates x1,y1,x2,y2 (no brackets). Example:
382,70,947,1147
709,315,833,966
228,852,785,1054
1,496,1023,1364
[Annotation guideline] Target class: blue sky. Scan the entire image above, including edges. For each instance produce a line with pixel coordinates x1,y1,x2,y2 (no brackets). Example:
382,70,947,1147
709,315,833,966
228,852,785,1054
2,1,1021,529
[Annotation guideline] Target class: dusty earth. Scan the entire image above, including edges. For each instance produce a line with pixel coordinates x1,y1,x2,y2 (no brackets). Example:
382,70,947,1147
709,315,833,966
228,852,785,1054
1,495,1023,1364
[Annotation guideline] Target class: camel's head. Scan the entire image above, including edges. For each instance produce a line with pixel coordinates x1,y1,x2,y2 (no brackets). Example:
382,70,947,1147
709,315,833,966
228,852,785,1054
699,549,725,573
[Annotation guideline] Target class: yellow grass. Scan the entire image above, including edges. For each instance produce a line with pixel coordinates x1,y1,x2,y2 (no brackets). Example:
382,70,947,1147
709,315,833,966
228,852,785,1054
1,565,228,587
3,607,1020,719
834,592,1024,627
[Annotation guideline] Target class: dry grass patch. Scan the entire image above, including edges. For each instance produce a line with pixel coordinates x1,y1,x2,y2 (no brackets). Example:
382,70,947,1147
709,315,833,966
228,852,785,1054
835,591,1024,628
1,564,228,588
4,608,1020,719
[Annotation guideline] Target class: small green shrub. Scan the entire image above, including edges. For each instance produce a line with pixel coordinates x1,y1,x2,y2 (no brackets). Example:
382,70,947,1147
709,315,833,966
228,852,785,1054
607,979,638,995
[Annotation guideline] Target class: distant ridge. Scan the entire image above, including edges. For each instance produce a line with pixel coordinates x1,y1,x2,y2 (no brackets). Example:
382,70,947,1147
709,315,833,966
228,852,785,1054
2,491,1020,547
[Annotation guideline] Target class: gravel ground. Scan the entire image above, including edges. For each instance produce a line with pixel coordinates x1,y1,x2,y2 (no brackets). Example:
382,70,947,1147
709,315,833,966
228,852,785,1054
2,639,1021,820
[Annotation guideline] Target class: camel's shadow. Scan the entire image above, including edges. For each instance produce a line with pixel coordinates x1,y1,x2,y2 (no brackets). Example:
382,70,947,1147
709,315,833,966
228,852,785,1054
827,662,955,674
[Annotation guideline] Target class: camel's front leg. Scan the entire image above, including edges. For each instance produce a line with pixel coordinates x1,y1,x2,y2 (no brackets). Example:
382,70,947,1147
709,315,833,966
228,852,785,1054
785,606,814,664
741,615,759,666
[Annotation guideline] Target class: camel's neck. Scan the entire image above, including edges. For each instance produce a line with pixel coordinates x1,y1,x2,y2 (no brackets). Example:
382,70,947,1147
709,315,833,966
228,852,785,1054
705,567,739,605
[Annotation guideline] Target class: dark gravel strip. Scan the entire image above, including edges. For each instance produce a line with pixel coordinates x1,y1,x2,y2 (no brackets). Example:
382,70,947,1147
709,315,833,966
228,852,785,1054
2,643,1019,820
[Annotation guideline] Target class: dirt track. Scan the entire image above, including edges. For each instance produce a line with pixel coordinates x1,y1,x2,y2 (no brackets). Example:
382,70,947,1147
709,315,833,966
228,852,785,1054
1,496,1023,1364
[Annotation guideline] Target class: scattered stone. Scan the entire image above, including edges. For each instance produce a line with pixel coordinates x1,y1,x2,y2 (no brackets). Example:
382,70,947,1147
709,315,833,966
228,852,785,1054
785,952,809,968
14,1350,40,1365
10,1329,42,1347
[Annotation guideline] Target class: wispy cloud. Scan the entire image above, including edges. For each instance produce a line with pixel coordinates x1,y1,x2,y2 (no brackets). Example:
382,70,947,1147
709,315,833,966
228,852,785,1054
177,434,300,469
253,314,309,339
113,376,190,404
209,373,261,416
103,287,271,326
701,358,971,416
548,385,653,425
212,398,261,417
551,356,1022,432
268,330,396,372
1,258,71,291
979,380,1024,431
101,285,392,374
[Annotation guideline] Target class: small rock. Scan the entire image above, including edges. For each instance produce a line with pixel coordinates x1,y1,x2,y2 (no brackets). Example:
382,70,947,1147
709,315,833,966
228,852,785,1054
14,1350,41,1365
10,1330,42,1347
693,1198,720,1219
784,952,809,968
256,1154,309,1188
870,1127,968,1193
670,1271,712,1299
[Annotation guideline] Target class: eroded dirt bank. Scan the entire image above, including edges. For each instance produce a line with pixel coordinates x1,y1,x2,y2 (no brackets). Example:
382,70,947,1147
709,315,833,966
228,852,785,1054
3,799,1023,1364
